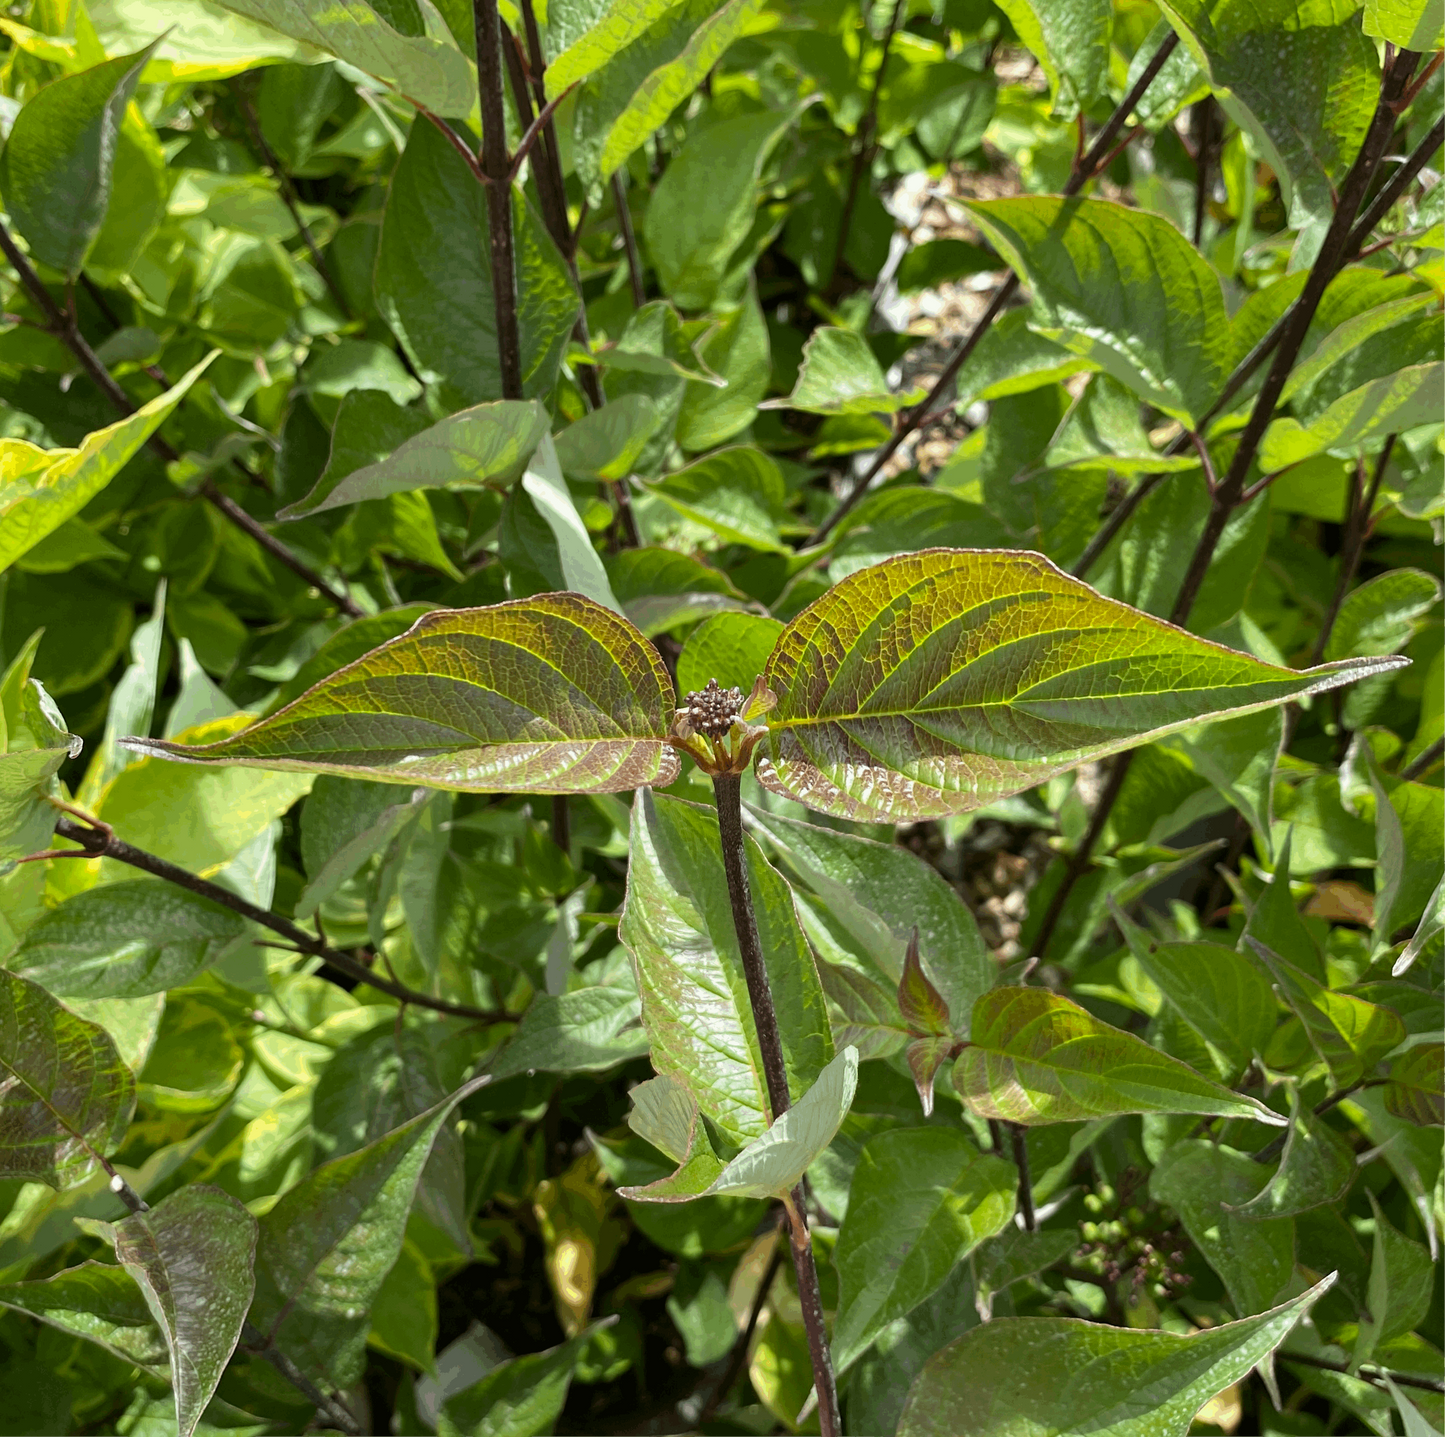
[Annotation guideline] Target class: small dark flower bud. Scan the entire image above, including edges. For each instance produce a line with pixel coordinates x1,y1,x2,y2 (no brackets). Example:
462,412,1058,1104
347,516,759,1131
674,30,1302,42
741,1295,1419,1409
683,677,745,739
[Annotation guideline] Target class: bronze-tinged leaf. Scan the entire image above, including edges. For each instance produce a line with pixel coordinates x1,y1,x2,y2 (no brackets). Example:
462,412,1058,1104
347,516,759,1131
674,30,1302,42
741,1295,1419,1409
1384,1043,1443,1128
758,549,1405,822
122,595,680,795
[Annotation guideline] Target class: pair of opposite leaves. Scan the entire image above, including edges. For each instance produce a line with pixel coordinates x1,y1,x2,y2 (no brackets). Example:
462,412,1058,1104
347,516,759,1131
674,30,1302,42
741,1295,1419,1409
126,548,1402,825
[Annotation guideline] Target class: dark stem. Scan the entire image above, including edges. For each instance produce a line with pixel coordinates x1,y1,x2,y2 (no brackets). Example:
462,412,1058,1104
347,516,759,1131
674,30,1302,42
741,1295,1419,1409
711,774,840,1437
474,0,523,400
230,78,352,319
1072,473,1163,578
517,0,574,258
700,1222,785,1424
987,1118,1006,1154
0,220,362,617
1282,1350,1445,1396
1191,96,1213,248
1346,116,1444,256
828,0,905,294
51,817,505,1023
1309,436,1394,665
550,794,571,855
1401,736,1445,783
1028,750,1136,961
1009,1124,1036,1230
612,171,646,308
241,1320,362,1434
507,85,576,184
810,30,1180,543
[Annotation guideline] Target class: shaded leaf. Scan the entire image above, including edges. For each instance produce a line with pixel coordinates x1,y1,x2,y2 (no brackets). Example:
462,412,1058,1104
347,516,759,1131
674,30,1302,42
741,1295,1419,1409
490,987,649,1080
123,596,679,795
438,1325,594,1437
954,987,1282,1127
1357,1194,1435,1370
1228,1090,1355,1219
0,1261,167,1372
758,549,1398,823
832,1127,1014,1374
992,0,1110,119
1385,1045,1444,1128
554,395,662,481
676,613,783,698
762,326,923,416
645,446,792,552
0,654,80,863
0,970,136,1188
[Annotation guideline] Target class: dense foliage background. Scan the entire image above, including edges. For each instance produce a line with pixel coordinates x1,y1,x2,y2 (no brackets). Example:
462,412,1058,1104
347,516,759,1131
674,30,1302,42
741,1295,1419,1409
0,0,1440,1432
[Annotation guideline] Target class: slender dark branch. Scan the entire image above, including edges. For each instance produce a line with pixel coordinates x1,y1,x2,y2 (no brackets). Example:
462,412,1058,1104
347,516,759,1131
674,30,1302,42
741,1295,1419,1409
507,83,577,184
517,0,573,255
1168,48,1421,626
1398,48,1444,110
550,794,571,855
1282,1350,1445,1396
700,1224,785,1425
474,0,523,400
712,774,840,1437
1010,1124,1036,1230
1401,736,1445,782
810,31,1181,543
0,218,362,616
1187,429,1219,494
612,172,646,308
241,1321,362,1434
51,817,506,1023
231,78,352,318
419,108,490,186
1191,97,1214,248
1309,436,1394,665
1346,117,1444,255
828,0,905,293
1073,474,1164,578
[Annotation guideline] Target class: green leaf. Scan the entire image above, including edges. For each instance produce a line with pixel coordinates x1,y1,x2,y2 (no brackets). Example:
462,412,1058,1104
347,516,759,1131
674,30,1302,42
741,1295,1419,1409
489,987,650,1080
644,104,799,310
645,446,793,552
0,43,156,276
212,0,475,115
376,123,578,412
0,970,136,1188
0,1261,167,1372
676,613,783,698
620,1044,858,1201
267,606,435,715
438,1326,593,1437
11,882,247,1000
0,660,80,862
1246,939,1406,1090
895,239,998,295
991,0,1110,119
832,1127,1015,1374
1115,913,1277,1077
608,546,751,636
553,395,662,481
1230,1089,1355,1219
1328,569,1442,665
1385,1044,1444,1128
92,1186,257,1437
758,549,1401,823
280,399,549,518
1157,0,1379,228
964,197,1235,426
1156,707,1283,846
574,0,766,187
896,1278,1333,1437
545,0,690,95
0,355,214,571
519,434,620,610
297,778,425,919
620,790,833,1143
744,805,993,1052
123,596,680,795
1357,1194,1435,1369
249,1072,490,1387
1371,764,1444,950
1261,365,1445,471
762,326,923,416
954,987,1283,1126
1243,829,1325,980
368,1237,436,1374
1364,0,1443,48
827,489,1013,585
1151,1141,1296,1317
675,282,770,451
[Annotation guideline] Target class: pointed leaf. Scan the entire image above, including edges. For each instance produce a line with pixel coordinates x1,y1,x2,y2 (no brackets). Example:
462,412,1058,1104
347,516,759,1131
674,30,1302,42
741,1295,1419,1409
645,446,793,553
758,549,1399,823
0,1261,167,1372
1247,938,1406,1090
1385,1044,1444,1128
0,672,81,862
553,394,662,481
490,987,650,1080
520,433,620,610
12,883,247,1000
991,0,1110,120
1364,0,1444,48
280,399,548,518
1228,1090,1355,1219
438,1326,595,1437
618,1073,728,1199
250,1072,490,1386
122,596,679,795
954,987,1283,1127
94,1186,257,1437
545,0,692,95
963,198,1235,426
0,356,214,571
1370,756,1445,950
1243,829,1324,980
832,1127,1015,1375
1357,1194,1435,1369
1394,875,1443,977
620,791,833,1143
896,1278,1334,1437
762,327,923,416
898,930,952,1037
0,970,136,1188
212,0,475,114
0,43,156,275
